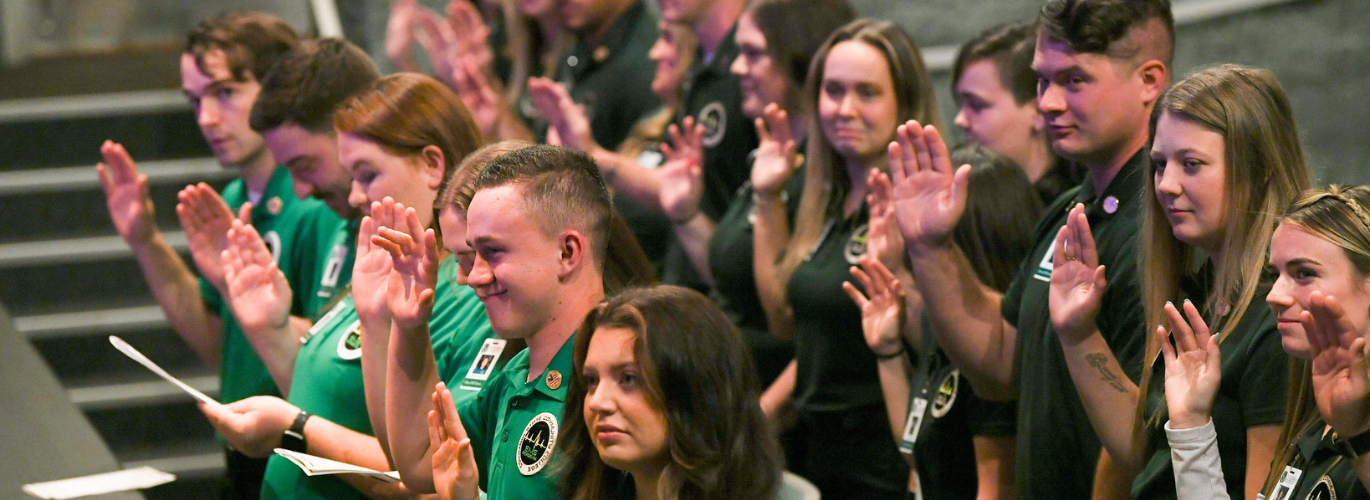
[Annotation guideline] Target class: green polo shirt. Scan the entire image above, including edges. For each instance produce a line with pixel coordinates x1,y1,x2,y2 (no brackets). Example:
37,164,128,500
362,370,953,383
199,166,343,405
459,334,575,499
260,258,496,500
304,217,358,320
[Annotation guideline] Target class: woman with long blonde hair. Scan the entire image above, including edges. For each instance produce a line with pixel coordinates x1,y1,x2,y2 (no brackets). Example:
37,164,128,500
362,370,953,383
1048,65,1309,499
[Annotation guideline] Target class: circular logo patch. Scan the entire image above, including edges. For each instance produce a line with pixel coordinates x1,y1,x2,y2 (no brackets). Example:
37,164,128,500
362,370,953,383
844,223,870,265
1307,475,1336,500
517,412,558,476
698,102,727,148
931,369,959,418
336,320,362,360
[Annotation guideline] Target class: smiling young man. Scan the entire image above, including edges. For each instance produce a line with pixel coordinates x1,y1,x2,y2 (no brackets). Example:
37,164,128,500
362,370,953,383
891,1,1173,498
94,12,350,500
386,144,611,497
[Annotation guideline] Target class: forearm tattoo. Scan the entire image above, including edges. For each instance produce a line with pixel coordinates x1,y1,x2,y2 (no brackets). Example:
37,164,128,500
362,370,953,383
1086,353,1127,393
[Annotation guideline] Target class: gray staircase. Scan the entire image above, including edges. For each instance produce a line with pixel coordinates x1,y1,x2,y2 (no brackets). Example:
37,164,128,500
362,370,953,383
0,90,233,500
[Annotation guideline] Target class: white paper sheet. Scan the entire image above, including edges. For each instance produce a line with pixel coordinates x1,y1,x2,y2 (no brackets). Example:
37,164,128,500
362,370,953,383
109,335,219,406
22,466,175,499
273,449,401,483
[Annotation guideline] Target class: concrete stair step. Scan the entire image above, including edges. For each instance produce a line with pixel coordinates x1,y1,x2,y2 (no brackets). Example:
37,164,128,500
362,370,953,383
0,90,208,170
0,159,231,244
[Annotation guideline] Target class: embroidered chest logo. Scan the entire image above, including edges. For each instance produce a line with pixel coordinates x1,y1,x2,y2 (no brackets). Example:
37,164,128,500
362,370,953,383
698,102,727,147
844,223,870,265
336,320,362,360
517,412,559,475
1306,475,1337,500
931,369,959,418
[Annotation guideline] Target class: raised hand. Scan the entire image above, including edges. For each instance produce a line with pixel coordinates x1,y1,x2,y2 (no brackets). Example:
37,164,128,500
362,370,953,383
97,140,158,245
658,117,706,222
887,121,971,252
373,203,439,332
445,0,493,77
223,220,292,337
177,183,248,293
385,0,421,72
844,256,906,358
414,6,462,89
866,169,906,273
527,78,597,153
352,199,397,335
1048,204,1107,345
1305,291,1370,437
199,396,298,458
750,104,798,198
1159,299,1222,429
451,56,503,140
429,382,479,500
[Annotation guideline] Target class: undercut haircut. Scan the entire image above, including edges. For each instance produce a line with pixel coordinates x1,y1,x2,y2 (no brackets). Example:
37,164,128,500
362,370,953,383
473,144,612,268
185,10,300,82
953,21,1038,105
1038,0,1174,66
251,38,381,134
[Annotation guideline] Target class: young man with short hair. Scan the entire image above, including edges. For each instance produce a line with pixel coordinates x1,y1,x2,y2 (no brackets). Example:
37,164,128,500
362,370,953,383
95,12,338,500
385,145,611,497
889,1,1174,497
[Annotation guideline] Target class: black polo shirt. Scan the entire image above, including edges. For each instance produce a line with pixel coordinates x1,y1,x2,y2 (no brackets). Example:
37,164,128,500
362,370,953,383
903,315,1016,500
1132,272,1286,499
555,0,661,151
1269,419,1370,500
676,22,756,222
1001,149,1148,499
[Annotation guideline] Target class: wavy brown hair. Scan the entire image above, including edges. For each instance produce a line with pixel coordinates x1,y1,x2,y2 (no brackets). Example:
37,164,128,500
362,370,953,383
558,285,783,500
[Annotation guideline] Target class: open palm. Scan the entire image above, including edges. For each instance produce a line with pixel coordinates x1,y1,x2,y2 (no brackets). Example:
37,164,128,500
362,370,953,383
887,121,969,251
1305,292,1370,437
375,204,439,332
223,221,291,336
1159,300,1221,429
1048,204,1107,344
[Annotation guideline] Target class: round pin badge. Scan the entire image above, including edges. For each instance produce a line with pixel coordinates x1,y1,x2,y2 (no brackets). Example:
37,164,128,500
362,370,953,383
517,413,559,476
545,370,562,390
1103,196,1118,214
698,102,727,147
267,196,283,215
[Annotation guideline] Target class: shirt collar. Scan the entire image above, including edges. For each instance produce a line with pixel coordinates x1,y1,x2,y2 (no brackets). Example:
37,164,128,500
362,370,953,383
1072,148,1146,222
248,166,297,222
525,332,576,401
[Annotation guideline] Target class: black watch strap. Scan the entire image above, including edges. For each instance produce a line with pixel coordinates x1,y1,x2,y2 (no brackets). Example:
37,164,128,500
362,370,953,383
281,410,311,453
1335,428,1370,458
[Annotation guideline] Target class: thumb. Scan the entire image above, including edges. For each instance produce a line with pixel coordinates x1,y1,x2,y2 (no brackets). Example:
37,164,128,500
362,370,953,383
237,202,252,224
951,164,972,203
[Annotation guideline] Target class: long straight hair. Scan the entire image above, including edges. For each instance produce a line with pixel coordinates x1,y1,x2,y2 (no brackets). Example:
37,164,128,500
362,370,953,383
1132,64,1310,463
777,19,941,286
1259,186,1370,495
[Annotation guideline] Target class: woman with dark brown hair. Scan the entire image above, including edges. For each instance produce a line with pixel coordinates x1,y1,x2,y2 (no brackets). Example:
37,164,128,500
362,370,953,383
554,285,783,499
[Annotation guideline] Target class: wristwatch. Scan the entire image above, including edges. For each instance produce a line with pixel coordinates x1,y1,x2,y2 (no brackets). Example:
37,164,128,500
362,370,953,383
1334,427,1370,458
281,410,311,453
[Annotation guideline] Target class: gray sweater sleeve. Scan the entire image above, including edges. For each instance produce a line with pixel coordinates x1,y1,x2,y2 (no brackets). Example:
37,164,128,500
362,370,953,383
1167,419,1233,500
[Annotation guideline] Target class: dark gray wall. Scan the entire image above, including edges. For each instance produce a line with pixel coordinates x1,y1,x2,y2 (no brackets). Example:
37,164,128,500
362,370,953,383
850,0,1370,185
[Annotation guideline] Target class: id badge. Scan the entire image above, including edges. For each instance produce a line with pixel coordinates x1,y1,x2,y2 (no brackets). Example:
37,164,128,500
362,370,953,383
901,397,929,454
1267,465,1303,500
458,338,507,391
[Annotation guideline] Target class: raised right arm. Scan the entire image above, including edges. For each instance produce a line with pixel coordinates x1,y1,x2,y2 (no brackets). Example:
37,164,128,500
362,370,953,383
889,124,1017,399
98,140,222,366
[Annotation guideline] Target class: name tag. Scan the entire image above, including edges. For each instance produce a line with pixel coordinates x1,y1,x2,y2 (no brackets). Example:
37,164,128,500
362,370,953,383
1267,465,1303,500
458,338,507,391
302,299,348,344
901,397,929,454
